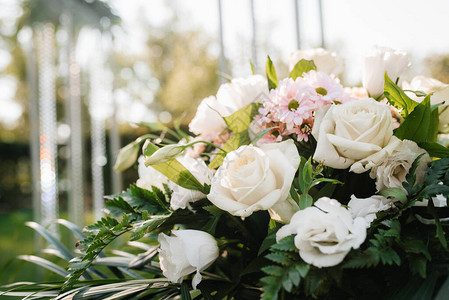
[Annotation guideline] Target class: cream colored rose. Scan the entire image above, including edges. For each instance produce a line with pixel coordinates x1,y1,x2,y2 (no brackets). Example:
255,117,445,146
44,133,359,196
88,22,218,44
369,139,430,192
276,197,366,268
207,140,300,223
312,98,398,173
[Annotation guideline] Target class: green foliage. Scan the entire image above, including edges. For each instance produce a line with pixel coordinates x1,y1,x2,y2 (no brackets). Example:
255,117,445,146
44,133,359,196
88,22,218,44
395,94,439,143
261,236,310,299
384,73,419,117
144,143,208,193
209,103,260,169
223,102,261,133
289,59,317,80
266,56,278,90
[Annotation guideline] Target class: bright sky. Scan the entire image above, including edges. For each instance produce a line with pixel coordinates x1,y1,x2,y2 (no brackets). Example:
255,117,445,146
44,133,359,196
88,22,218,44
112,0,449,84
2,0,449,127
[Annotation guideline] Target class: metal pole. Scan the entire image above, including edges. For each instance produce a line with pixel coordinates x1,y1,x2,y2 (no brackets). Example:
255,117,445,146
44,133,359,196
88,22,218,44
294,0,301,49
37,23,58,235
67,23,85,227
318,0,325,48
89,31,107,221
24,29,42,250
106,33,122,194
217,0,226,82
249,0,257,70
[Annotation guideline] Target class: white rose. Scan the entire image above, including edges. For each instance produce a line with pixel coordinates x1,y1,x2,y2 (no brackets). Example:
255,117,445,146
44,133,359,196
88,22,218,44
369,139,430,192
363,46,410,99
348,195,393,227
312,98,398,173
403,76,449,132
189,96,228,139
158,230,219,289
276,197,366,268
169,156,213,210
189,75,267,139
216,75,268,111
208,140,300,223
136,156,167,191
289,48,343,76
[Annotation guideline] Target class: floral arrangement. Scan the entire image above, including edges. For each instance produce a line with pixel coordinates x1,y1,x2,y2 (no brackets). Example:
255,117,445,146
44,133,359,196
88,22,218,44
4,47,449,299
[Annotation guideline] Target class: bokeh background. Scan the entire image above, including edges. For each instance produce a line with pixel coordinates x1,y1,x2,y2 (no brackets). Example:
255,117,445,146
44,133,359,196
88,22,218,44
1,0,449,284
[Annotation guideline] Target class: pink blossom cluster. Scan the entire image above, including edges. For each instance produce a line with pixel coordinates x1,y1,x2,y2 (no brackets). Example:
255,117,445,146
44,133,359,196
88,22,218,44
255,70,351,143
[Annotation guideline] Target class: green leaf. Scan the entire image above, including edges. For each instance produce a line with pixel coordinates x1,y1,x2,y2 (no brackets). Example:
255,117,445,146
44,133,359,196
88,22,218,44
258,233,277,255
289,59,317,80
266,56,278,90
299,194,313,210
427,199,447,249
153,159,207,193
18,255,69,277
409,255,427,278
384,73,419,117
395,95,433,143
249,60,256,75
379,188,407,204
223,103,261,133
265,252,293,266
419,142,449,158
272,235,296,252
261,265,284,277
251,126,278,145
113,140,142,172
299,158,313,194
180,282,192,300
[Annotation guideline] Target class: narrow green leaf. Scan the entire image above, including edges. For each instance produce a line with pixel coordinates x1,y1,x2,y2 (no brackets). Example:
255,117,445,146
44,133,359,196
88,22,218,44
249,60,256,75
18,255,69,277
298,159,313,194
289,59,317,80
427,199,447,249
384,73,419,117
299,194,313,210
251,126,278,145
266,56,278,90
180,282,192,300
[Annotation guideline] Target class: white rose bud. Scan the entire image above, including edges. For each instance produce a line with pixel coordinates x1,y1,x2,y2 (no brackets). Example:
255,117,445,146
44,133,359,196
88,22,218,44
369,139,430,192
158,230,219,289
208,140,300,223
363,46,410,99
289,48,343,76
145,144,185,165
276,197,366,268
312,98,398,173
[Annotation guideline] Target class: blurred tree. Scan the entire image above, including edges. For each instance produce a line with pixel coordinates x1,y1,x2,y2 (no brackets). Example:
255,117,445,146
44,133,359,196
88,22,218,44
424,53,449,83
148,29,220,122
